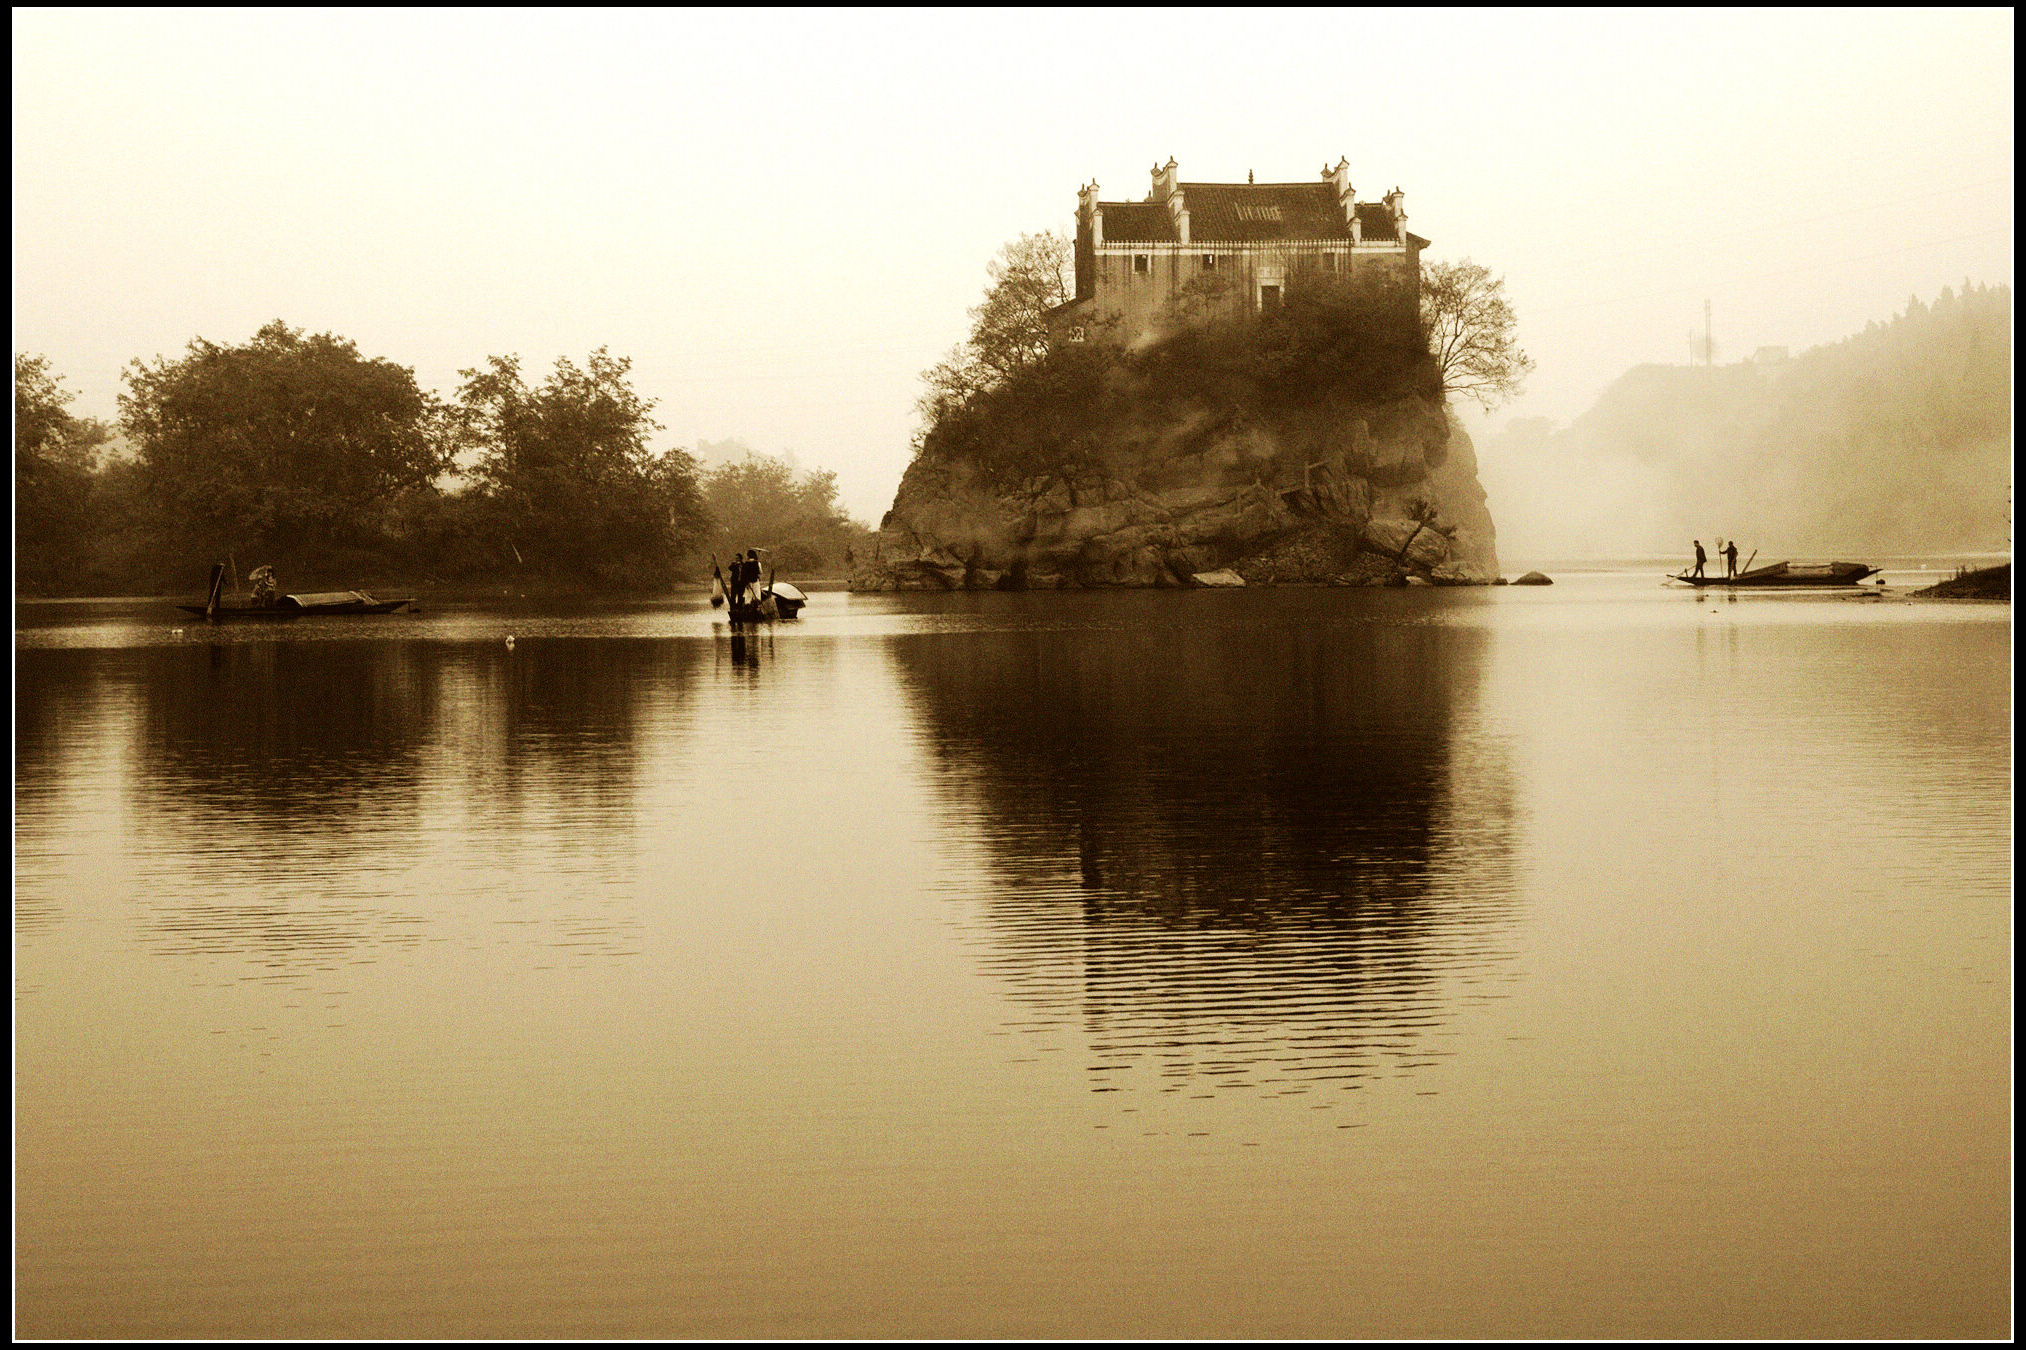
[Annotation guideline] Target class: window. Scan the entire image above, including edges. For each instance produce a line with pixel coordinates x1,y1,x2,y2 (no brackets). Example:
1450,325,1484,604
1133,254,1150,275
1201,253,1216,269
1069,326,1087,343
1260,285,1282,310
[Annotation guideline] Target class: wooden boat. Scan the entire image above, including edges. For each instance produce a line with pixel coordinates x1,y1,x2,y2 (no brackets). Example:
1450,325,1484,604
711,555,806,622
1672,560,1877,588
724,581,807,623
177,592,413,618
767,582,807,619
177,566,412,618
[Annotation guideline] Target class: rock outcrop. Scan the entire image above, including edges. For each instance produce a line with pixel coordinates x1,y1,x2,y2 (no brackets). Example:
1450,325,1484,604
853,395,1498,590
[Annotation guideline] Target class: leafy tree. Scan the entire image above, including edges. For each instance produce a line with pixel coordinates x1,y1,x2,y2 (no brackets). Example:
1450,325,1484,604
17,354,87,464
1421,260,1535,410
915,231,1074,442
1247,269,1437,406
118,321,451,569
455,348,707,584
15,353,114,592
914,345,994,446
701,451,865,575
1128,267,1436,422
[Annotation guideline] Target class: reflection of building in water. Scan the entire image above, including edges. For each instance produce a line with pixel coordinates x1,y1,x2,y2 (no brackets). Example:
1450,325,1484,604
889,619,1520,1097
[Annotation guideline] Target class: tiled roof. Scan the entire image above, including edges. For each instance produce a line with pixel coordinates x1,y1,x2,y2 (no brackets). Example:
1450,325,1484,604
1353,201,1398,242
1179,182,1349,241
1099,200,1177,242
1097,182,1412,245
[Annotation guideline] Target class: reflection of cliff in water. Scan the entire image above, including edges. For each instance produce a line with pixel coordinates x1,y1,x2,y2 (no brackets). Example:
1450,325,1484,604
14,640,701,973
888,618,1520,1093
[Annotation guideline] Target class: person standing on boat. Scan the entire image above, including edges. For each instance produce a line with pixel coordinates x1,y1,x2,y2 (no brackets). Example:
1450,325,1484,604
743,549,763,603
1691,540,1707,579
1722,540,1739,577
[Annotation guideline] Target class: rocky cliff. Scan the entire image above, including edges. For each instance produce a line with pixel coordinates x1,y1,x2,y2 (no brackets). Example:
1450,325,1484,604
852,394,1498,590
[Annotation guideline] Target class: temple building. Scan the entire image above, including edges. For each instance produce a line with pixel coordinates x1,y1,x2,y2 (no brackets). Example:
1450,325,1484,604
1052,157,1427,349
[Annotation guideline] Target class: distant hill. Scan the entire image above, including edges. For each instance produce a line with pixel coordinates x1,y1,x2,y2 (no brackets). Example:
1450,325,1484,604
692,437,803,473
1484,283,2010,557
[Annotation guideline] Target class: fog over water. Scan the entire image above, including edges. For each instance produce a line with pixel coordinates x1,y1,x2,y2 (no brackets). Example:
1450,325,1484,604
1480,282,2011,560
11,10,2013,531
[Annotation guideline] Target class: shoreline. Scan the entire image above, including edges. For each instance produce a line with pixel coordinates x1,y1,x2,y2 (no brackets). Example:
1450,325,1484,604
14,577,860,606
1908,563,2011,601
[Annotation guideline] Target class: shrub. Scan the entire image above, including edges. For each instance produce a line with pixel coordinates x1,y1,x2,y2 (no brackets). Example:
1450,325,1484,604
915,270,1438,488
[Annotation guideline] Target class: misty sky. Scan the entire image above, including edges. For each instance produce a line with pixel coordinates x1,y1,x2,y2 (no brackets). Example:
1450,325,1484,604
12,8,2014,525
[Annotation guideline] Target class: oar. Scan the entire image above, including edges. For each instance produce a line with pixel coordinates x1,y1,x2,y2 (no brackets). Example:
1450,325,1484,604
204,561,226,621
1740,549,1757,578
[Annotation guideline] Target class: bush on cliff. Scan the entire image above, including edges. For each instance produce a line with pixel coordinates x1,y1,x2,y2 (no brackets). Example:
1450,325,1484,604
914,268,1439,488
916,337,1125,487
1139,270,1439,413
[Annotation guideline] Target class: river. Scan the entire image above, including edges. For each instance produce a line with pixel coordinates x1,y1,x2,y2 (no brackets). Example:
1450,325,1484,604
13,571,2011,1337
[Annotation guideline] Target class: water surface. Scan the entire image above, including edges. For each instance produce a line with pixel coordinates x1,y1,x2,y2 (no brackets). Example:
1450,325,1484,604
14,577,2011,1337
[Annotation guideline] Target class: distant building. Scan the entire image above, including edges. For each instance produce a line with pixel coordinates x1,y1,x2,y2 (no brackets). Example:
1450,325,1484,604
1752,345,1790,367
1050,157,1428,350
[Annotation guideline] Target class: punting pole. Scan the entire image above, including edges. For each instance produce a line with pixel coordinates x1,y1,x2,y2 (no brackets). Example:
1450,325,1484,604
204,562,226,621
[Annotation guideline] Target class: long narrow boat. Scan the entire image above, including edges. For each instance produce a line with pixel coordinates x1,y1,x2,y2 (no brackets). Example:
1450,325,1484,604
177,564,413,618
176,590,413,618
1671,560,1877,588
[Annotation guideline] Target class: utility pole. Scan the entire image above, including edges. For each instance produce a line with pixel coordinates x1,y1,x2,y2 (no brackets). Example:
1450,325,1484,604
1704,298,1713,367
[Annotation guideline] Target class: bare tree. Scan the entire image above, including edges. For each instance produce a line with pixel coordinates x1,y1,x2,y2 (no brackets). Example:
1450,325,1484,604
1421,260,1535,410
914,231,1074,445
966,230,1074,380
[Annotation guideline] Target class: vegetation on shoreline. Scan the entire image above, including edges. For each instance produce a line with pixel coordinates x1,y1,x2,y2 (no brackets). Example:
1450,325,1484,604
14,329,867,598
911,235,1522,494
1912,562,2010,600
